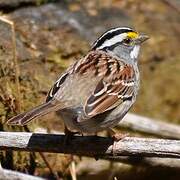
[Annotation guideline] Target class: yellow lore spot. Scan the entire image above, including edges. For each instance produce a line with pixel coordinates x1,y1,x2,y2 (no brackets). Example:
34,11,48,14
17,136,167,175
127,32,139,39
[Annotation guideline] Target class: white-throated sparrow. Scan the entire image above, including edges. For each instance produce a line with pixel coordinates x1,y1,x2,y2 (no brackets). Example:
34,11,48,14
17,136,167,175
7,27,148,133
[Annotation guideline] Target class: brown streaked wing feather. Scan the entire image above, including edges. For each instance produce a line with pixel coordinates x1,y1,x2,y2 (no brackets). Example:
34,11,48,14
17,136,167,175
7,100,64,126
79,51,135,118
84,81,121,117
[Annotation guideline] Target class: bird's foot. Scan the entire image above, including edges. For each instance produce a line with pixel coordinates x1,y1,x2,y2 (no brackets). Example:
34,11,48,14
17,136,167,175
112,133,129,141
64,127,79,146
108,128,129,155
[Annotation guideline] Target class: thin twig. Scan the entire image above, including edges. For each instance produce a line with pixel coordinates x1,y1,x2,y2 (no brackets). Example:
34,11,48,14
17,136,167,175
39,152,60,180
69,161,77,180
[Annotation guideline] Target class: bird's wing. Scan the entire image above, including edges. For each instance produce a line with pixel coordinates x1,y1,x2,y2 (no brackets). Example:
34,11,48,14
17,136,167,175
47,50,136,119
84,65,135,117
73,50,136,118
6,100,63,125
46,61,78,102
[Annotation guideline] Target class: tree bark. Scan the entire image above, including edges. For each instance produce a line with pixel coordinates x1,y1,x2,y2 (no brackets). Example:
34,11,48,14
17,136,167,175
0,132,180,159
0,166,44,180
120,113,180,139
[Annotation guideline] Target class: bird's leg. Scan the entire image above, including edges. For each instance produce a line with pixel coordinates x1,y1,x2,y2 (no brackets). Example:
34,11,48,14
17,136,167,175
63,127,78,179
107,128,129,155
64,126,78,146
108,128,129,141
64,126,76,136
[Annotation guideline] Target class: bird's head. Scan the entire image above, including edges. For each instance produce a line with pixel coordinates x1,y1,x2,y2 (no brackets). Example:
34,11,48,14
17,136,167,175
92,27,149,62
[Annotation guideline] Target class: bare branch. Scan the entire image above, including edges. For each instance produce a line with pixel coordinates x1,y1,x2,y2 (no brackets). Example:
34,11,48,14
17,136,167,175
33,127,180,168
0,166,44,180
76,157,180,175
0,132,180,160
34,128,180,169
161,0,180,14
120,113,180,139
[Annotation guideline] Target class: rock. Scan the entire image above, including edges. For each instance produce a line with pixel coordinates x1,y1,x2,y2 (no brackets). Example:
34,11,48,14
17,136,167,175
0,0,37,8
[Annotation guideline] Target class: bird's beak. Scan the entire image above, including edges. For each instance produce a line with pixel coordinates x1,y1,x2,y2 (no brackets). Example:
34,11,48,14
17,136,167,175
134,34,149,44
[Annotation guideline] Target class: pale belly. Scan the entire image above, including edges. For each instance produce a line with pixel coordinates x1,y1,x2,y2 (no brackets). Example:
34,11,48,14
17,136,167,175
57,98,134,133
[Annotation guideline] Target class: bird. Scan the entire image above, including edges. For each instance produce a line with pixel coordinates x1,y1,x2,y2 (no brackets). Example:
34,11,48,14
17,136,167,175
7,27,149,135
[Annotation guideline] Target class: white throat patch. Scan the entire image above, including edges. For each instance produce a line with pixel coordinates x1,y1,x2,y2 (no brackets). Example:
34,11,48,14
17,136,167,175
130,45,140,59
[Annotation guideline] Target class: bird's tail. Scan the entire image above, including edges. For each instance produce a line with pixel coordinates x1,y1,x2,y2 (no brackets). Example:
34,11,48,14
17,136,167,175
7,100,63,126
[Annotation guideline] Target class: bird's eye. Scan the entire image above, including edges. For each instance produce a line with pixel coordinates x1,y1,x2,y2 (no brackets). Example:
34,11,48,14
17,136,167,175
123,38,131,45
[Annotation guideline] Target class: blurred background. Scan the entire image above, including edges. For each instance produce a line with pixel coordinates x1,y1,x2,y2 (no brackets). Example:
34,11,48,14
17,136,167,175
0,0,179,179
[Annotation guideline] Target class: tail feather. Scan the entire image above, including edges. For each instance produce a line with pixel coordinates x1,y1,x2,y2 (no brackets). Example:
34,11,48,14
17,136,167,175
7,101,62,126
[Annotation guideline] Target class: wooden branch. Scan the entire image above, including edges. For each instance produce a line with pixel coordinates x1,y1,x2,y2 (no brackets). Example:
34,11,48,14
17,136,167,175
0,132,180,160
103,156,180,168
0,167,44,180
161,0,180,14
120,113,180,139
33,127,180,168
76,157,180,175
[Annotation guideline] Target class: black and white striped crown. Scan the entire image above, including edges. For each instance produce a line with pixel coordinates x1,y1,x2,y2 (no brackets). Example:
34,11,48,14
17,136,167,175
92,27,134,50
